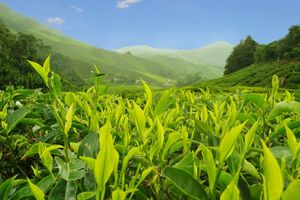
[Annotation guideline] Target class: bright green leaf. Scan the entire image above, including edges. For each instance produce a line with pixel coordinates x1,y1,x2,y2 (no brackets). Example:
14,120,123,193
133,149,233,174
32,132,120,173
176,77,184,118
220,123,245,163
64,103,76,136
27,178,45,200
133,102,145,139
268,101,300,120
220,181,239,200
285,126,298,160
261,140,283,200
244,121,259,152
27,60,48,86
112,189,126,200
201,145,216,192
77,192,96,200
95,121,119,190
282,179,300,200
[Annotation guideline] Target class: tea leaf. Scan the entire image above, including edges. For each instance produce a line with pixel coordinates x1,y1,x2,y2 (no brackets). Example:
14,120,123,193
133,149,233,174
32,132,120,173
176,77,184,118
77,191,96,200
268,101,300,120
261,140,283,200
201,145,216,192
282,180,300,200
285,126,298,160
55,157,86,181
6,106,31,134
27,178,45,200
0,175,17,200
112,189,126,200
133,102,145,139
220,123,245,163
244,121,259,152
162,167,208,200
64,103,76,136
27,60,48,87
220,181,239,200
95,121,119,190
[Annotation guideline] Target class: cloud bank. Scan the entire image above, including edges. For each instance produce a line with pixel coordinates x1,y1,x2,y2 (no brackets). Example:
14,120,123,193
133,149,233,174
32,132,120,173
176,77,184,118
47,17,65,25
116,0,142,9
70,6,83,12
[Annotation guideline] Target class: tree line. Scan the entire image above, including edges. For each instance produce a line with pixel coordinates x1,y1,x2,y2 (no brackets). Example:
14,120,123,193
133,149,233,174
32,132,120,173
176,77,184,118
224,25,300,75
0,23,51,89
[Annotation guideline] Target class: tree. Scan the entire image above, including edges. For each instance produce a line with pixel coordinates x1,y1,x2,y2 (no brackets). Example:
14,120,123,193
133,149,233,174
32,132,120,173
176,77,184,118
224,36,258,75
0,24,51,89
277,25,300,60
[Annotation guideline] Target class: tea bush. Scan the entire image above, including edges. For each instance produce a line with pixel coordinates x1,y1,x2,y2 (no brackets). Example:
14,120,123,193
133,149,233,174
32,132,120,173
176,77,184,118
1,57,300,200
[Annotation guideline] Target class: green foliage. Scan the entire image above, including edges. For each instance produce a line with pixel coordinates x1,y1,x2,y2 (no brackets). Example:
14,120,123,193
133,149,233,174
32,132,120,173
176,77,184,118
162,167,208,200
224,35,257,75
227,25,300,74
27,177,45,200
220,181,239,200
261,141,283,200
0,23,50,89
205,25,300,89
200,60,300,89
2,57,300,200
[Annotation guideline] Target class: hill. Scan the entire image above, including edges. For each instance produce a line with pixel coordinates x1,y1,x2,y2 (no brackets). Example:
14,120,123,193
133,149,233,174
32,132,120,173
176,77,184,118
117,41,234,66
0,3,229,87
198,25,300,89
117,42,233,84
198,61,300,89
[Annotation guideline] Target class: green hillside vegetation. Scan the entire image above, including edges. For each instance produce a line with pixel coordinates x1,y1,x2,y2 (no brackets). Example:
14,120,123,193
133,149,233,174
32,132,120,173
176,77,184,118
117,42,233,86
148,55,223,86
117,42,233,83
117,41,234,66
0,3,225,87
199,61,300,89
0,23,88,89
200,25,300,89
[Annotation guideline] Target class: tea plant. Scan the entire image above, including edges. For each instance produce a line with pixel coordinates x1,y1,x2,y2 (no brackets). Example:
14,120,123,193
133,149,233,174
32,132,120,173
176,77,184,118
1,57,300,199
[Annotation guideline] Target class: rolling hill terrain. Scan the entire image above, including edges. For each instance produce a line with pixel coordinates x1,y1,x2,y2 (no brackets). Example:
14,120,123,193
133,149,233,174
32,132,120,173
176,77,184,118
117,42,233,82
117,41,233,66
0,3,231,87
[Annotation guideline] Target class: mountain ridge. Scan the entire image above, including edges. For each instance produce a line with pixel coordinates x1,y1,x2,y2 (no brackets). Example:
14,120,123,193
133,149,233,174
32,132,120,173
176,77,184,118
117,41,234,66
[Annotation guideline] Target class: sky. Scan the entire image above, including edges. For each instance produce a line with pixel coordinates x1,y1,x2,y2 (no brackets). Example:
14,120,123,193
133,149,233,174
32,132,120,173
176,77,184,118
0,0,300,50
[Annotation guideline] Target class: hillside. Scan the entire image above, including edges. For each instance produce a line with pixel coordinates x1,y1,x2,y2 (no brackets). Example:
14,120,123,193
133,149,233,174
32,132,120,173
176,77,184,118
199,25,300,89
0,3,205,87
148,55,223,82
117,42,233,83
198,60,300,89
117,41,234,66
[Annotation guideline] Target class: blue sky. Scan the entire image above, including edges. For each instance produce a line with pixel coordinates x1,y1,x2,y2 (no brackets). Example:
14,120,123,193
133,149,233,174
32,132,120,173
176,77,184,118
0,0,299,50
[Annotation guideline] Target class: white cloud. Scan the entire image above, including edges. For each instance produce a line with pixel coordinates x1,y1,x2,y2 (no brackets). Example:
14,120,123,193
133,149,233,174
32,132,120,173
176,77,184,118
70,5,83,12
47,17,65,25
116,0,142,9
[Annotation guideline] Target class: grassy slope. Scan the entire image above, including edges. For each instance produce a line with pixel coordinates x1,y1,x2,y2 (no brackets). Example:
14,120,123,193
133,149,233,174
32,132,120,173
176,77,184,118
117,42,233,81
149,55,223,79
117,41,234,66
198,60,300,89
0,4,189,86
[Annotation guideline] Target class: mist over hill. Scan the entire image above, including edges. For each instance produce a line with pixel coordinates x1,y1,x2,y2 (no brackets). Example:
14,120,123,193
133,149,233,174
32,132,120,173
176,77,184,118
117,41,233,66
0,3,234,88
